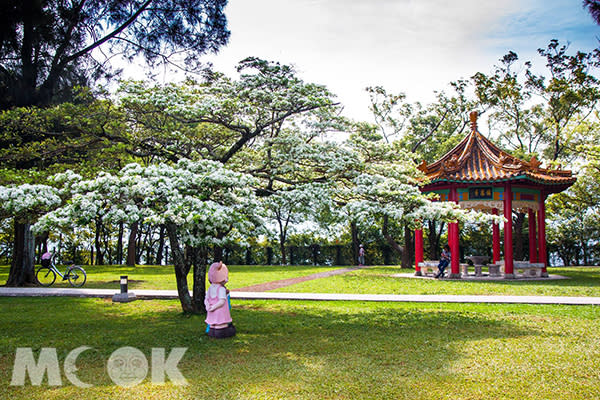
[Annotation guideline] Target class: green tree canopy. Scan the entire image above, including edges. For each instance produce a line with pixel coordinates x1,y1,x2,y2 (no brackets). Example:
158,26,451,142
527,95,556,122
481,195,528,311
0,0,229,109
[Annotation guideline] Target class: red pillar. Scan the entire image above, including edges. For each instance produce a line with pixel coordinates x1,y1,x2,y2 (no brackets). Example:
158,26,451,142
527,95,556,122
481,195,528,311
492,208,501,263
415,228,424,276
449,187,460,278
503,183,514,278
538,193,548,276
528,208,538,263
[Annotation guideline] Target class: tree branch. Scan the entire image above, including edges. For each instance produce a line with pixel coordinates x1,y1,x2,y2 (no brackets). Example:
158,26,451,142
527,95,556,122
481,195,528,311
411,108,449,153
63,0,153,65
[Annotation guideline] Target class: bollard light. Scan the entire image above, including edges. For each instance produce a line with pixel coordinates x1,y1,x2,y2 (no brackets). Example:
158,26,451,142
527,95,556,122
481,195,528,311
112,275,136,303
120,275,128,294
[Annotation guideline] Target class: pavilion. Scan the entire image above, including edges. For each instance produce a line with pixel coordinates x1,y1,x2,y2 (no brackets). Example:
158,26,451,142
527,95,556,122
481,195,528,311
414,111,576,278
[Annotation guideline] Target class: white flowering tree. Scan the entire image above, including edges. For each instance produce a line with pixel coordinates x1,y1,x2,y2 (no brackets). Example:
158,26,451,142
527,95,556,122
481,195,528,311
118,58,350,263
337,128,502,267
260,182,335,265
0,185,61,285
243,127,354,264
109,57,346,265
119,57,343,164
36,159,260,313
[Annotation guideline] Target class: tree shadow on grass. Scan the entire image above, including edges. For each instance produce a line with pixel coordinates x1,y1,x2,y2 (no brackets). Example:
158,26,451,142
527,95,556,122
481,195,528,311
184,302,543,399
0,297,543,399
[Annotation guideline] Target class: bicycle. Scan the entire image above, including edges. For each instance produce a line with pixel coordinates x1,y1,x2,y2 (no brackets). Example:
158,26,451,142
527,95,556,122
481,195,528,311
36,260,87,288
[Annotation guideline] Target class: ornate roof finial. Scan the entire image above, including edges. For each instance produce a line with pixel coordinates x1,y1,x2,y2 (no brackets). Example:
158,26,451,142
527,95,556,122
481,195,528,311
469,111,478,131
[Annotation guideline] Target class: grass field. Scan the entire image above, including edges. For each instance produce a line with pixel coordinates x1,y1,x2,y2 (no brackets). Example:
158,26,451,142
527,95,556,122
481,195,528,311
270,266,600,297
0,297,599,399
1,264,600,398
0,264,342,291
1,264,599,297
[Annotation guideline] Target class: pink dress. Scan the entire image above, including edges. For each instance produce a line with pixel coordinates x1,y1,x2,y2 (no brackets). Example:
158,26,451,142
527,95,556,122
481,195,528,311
204,284,232,326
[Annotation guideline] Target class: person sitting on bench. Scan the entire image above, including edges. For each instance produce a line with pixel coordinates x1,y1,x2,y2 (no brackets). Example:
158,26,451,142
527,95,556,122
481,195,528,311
435,245,451,278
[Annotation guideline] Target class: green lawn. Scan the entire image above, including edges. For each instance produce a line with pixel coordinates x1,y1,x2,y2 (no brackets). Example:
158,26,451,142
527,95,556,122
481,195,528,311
0,264,343,291
271,266,600,297
0,297,599,399
2,264,600,298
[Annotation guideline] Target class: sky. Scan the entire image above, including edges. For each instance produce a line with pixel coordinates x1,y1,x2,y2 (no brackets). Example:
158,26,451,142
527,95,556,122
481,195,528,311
173,0,600,122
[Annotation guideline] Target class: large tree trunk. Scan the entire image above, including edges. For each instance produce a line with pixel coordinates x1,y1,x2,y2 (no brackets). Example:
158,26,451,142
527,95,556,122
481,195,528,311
116,222,124,265
245,247,252,265
381,243,391,265
402,225,414,269
213,246,223,262
191,246,208,313
138,225,149,264
6,221,36,286
156,226,165,265
582,240,589,266
382,216,404,262
427,220,445,259
145,229,154,265
311,244,320,266
279,239,287,265
35,231,49,264
513,212,525,261
335,245,342,266
351,221,359,265
276,215,288,265
166,224,197,314
135,224,144,264
94,217,104,265
126,222,138,266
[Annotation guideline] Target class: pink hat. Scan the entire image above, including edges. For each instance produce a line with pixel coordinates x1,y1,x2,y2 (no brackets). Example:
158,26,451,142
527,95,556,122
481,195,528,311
208,261,228,284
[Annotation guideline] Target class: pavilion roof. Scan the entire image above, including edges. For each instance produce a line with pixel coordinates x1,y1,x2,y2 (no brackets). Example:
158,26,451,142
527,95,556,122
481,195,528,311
418,112,576,193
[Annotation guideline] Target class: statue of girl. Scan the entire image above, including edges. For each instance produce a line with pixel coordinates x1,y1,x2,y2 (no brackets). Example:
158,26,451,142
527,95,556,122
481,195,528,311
205,261,236,338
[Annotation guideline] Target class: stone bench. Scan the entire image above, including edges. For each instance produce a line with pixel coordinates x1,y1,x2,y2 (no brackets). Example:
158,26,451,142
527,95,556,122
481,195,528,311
418,261,440,276
487,264,502,277
497,261,545,277
460,263,473,276
462,264,499,277
464,256,490,277
420,261,463,278
513,262,545,277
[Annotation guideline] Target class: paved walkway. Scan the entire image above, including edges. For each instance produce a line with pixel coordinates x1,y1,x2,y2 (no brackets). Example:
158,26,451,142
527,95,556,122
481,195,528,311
234,266,367,292
1,287,600,305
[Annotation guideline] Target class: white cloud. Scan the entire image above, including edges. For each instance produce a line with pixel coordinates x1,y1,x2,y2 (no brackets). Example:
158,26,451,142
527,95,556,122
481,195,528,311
203,0,526,120
138,0,600,123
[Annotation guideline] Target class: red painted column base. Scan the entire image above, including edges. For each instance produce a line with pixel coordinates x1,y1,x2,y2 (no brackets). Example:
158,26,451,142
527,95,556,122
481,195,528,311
415,228,424,276
503,184,515,279
492,208,501,264
538,194,549,277
528,208,538,263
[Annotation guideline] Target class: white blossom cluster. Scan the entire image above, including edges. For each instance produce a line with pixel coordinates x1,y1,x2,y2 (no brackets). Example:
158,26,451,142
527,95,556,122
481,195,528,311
0,184,61,220
118,58,340,142
336,132,505,231
35,159,261,247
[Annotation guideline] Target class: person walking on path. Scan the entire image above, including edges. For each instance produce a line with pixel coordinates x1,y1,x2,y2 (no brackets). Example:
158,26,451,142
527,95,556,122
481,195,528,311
358,244,365,266
435,245,451,278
